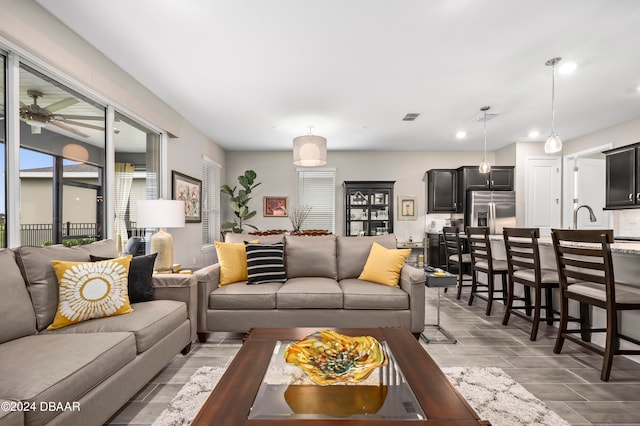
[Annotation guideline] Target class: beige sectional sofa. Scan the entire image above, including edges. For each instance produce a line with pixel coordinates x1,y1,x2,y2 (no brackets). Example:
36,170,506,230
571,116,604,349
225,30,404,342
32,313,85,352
196,234,426,340
0,240,196,426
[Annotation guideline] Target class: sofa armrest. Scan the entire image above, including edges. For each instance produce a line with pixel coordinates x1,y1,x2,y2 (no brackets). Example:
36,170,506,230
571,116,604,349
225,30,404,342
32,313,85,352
399,264,426,333
194,264,220,333
152,274,197,343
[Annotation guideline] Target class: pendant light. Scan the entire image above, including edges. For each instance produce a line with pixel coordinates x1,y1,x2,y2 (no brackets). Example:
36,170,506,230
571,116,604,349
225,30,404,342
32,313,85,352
293,126,327,167
479,106,491,174
544,57,562,153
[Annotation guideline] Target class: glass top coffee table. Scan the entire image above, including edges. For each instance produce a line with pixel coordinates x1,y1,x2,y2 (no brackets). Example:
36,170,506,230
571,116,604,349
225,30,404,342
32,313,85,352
192,327,489,425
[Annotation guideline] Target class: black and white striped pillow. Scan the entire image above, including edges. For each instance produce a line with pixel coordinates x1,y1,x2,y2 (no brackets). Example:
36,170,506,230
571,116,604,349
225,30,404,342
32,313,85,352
245,242,287,284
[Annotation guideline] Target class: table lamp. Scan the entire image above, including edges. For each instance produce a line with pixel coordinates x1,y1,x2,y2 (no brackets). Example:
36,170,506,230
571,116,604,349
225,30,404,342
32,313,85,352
136,199,185,272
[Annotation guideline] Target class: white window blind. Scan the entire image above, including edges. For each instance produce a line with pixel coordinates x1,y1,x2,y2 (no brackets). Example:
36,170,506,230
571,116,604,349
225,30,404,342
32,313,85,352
297,168,336,233
202,157,221,248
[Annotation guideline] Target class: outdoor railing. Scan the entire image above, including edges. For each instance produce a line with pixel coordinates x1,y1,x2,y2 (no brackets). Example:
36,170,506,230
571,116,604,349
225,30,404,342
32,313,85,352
0,222,145,246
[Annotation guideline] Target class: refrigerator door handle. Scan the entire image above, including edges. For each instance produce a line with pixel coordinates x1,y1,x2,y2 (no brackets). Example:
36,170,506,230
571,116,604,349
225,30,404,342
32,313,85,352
489,202,496,235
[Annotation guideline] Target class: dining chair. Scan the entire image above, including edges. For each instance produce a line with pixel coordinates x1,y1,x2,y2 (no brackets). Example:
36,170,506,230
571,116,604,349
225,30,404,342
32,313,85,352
466,226,509,316
551,229,640,381
442,226,472,300
502,227,559,341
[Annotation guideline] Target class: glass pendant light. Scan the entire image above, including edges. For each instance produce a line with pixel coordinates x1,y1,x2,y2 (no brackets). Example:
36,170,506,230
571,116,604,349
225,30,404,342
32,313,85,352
544,57,562,153
479,106,491,174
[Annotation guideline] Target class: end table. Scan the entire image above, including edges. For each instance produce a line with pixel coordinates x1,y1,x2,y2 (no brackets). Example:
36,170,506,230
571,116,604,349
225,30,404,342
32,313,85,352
421,269,457,344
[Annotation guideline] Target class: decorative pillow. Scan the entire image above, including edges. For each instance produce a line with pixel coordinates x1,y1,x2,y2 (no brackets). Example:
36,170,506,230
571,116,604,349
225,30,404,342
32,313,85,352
245,242,287,284
214,240,257,286
48,255,133,330
90,253,157,303
358,242,410,287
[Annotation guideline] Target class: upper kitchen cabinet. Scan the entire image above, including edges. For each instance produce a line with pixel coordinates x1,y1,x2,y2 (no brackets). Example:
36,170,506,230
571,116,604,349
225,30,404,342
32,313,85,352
604,144,640,209
457,166,515,191
426,169,457,213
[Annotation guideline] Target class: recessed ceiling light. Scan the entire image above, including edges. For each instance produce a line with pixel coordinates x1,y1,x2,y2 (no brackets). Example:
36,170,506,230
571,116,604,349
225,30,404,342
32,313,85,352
455,131,467,139
528,130,540,138
558,62,577,75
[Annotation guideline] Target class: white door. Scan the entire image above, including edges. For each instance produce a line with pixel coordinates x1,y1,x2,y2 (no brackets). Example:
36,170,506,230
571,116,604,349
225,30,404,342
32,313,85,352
526,157,561,236
575,158,609,229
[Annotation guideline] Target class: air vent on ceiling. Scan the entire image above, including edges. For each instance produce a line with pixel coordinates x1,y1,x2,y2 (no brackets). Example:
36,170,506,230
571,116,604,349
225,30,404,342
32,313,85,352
476,112,499,122
402,113,420,121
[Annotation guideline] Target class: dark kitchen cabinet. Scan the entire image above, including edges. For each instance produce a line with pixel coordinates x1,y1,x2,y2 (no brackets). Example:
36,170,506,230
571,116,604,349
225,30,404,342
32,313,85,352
344,181,394,236
604,144,640,209
426,169,457,213
457,166,514,191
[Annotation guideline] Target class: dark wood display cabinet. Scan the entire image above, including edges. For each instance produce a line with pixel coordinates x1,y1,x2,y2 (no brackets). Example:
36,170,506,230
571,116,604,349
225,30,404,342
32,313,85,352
344,181,394,236
604,143,640,209
426,169,457,213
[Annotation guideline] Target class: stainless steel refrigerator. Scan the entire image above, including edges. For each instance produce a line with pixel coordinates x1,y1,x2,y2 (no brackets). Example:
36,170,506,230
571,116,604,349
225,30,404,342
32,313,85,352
464,190,516,235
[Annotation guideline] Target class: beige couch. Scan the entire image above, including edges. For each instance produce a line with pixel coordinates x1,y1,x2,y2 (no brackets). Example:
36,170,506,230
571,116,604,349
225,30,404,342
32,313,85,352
0,240,196,426
196,234,426,340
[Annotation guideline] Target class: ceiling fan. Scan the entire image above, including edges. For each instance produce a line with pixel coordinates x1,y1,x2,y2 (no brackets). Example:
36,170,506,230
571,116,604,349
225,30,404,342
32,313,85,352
19,89,105,138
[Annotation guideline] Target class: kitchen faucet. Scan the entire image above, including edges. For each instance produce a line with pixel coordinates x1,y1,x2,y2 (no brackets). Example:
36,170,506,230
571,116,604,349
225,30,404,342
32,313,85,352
572,204,597,230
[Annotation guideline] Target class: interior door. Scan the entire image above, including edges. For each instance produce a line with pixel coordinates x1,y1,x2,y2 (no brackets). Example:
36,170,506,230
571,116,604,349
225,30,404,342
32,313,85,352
526,158,561,236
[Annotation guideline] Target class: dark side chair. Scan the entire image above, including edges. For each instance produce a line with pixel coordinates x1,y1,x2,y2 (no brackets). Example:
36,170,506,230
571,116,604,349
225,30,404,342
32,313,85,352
466,226,509,316
502,227,559,341
552,229,640,381
442,226,472,300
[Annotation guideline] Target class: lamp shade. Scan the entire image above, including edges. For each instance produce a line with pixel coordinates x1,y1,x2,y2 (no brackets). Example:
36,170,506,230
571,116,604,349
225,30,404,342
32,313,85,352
544,134,562,154
136,199,185,229
293,135,327,167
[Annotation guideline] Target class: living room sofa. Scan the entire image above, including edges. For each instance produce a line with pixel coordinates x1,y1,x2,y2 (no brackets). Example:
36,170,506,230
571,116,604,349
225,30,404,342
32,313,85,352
196,234,426,341
0,240,196,426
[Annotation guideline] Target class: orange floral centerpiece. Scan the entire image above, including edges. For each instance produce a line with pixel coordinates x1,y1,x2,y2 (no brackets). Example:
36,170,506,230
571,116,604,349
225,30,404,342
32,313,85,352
283,329,388,385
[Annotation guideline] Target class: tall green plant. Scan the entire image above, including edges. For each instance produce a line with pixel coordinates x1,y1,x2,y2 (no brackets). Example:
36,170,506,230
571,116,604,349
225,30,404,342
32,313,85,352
221,170,261,233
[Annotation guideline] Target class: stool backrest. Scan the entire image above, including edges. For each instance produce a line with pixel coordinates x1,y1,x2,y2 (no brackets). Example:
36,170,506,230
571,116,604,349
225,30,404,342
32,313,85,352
503,227,541,280
443,226,464,266
466,226,492,268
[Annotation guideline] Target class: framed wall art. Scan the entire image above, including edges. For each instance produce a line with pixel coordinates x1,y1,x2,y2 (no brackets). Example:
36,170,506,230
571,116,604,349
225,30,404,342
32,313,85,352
172,171,202,223
397,195,418,221
263,196,288,217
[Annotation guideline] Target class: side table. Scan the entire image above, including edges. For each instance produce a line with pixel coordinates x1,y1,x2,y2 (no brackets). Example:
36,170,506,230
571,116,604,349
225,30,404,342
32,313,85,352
420,270,457,344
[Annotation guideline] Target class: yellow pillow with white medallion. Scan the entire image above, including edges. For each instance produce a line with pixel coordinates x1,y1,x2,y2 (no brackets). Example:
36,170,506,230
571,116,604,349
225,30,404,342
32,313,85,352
48,255,133,330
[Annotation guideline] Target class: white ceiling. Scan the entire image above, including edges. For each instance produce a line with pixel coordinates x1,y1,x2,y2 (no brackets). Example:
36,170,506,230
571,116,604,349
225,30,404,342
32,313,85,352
36,0,640,152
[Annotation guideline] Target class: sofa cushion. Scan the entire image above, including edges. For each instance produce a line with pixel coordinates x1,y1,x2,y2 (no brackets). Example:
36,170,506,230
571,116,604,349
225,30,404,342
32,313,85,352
0,332,135,426
224,232,285,245
14,245,93,331
91,253,157,303
276,277,343,309
48,256,134,330
210,282,280,309
285,235,337,279
0,249,37,344
245,242,287,284
0,398,23,425
45,300,187,353
215,241,252,285
340,278,409,310
77,239,119,258
336,234,397,280
359,242,410,286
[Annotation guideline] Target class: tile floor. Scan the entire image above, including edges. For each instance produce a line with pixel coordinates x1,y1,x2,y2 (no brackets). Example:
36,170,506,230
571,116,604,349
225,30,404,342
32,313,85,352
107,289,640,425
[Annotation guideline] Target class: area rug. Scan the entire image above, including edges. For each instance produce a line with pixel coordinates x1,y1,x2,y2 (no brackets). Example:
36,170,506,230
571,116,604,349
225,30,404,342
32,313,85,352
152,365,569,426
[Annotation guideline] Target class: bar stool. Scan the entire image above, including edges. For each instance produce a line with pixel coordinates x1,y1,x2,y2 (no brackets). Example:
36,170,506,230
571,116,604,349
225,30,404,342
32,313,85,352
552,229,640,381
466,226,509,316
442,226,472,300
502,228,558,341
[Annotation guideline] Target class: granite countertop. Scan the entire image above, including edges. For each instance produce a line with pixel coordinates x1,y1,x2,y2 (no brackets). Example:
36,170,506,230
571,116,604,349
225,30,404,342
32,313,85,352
488,234,640,255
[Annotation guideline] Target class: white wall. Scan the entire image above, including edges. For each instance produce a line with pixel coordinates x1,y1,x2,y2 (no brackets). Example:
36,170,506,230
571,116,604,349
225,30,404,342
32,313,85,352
225,150,507,242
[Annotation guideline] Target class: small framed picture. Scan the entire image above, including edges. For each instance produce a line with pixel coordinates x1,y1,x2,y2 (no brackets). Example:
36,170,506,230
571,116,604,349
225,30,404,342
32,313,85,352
263,196,288,217
172,171,202,223
398,196,418,221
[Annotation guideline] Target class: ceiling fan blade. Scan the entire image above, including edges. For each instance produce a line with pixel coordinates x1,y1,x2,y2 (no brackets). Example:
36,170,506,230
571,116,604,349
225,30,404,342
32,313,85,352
44,97,78,113
20,101,27,108
58,114,104,121
51,121,89,138
62,119,105,132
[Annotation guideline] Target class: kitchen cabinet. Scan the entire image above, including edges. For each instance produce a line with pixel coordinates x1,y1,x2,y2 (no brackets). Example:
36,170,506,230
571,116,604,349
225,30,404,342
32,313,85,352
457,166,514,191
426,169,457,213
604,144,640,209
343,181,394,236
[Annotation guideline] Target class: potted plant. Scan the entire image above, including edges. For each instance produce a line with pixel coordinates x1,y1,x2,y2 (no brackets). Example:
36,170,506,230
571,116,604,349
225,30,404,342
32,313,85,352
221,170,261,233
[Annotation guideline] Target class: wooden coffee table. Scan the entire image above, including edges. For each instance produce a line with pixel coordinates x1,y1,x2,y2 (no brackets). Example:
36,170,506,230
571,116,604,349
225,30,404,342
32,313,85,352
192,327,489,425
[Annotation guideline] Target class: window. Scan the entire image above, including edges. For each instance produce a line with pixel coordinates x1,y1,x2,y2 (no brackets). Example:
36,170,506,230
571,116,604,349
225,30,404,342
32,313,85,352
0,53,5,247
297,168,336,233
202,156,221,248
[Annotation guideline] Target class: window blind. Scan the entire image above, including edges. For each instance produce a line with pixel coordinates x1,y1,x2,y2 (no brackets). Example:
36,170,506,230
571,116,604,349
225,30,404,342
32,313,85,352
202,157,221,248
297,169,336,233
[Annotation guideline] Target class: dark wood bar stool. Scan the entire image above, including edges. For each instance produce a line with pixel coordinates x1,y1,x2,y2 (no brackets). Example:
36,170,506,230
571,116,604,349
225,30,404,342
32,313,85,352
502,227,558,341
552,229,640,381
466,226,509,316
442,226,472,300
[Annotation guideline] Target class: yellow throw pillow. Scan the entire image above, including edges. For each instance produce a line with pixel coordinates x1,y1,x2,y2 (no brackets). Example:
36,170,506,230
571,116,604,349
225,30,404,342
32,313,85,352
358,242,410,287
48,255,133,330
214,240,258,286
